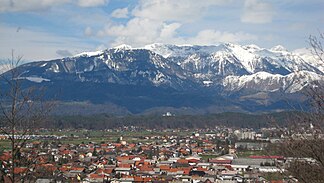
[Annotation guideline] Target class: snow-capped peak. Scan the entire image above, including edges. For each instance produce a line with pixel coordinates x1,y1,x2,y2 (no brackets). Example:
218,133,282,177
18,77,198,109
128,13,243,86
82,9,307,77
143,43,176,58
113,44,132,50
270,45,288,52
144,43,168,48
243,44,262,51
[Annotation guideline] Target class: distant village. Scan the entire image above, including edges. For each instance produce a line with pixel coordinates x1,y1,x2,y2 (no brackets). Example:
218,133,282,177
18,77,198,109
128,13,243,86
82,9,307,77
0,125,316,183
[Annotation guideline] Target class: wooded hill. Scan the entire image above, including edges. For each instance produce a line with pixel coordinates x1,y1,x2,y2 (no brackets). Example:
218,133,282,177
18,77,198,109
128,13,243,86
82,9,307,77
43,112,303,130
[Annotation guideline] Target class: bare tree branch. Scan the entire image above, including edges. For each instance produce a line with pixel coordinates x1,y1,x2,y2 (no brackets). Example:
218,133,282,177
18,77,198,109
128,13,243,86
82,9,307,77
0,52,53,182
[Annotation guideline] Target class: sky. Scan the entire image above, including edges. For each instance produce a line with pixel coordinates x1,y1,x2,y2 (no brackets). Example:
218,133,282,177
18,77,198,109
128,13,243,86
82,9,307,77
0,0,323,61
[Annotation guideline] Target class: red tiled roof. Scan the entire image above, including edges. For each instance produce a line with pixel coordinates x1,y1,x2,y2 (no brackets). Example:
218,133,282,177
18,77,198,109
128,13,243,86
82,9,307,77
168,168,180,172
209,159,232,164
119,163,132,168
196,167,208,171
105,149,113,152
114,143,122,148
104,168,114,174
177,159,189,164
182,168,192,175
122,175,133,178
139,166,153,171
61,150,71,155
59,167,70,172
224,165,234,171
14,167,27,174
89,173,105,179
40,164,57,172
134,176,152,182
134,176,143,182
117,156,130,161
187,159,199,163
71,167,85,171
159,165,170,170
0,152,11,161
143,177,152,182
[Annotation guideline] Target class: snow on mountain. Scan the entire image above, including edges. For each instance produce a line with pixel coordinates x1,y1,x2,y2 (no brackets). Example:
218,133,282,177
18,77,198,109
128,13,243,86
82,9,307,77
143,43,174,58
223,43,260,73
293,48,324,73
113,44,133,51
270,45,288,52
7,43,324,95
144,43,221,58
242,44,262,52
2,42,324,113
17,76,50,83
68,43,324,93
223,71,324,93
74,50,104,57
145,43,323,76
13,47,193,90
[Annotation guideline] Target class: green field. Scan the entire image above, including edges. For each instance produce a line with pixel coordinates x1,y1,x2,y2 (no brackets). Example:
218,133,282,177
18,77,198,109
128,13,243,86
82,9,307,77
237,150,266,157
0,129,194,150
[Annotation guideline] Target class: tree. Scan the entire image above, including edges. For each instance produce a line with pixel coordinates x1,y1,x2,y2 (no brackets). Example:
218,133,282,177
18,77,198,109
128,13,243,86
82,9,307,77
92,147,98,156
275,33,324,183
0,52,52,182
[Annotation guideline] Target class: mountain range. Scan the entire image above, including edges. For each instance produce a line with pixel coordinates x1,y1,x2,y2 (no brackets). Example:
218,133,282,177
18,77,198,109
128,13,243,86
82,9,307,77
1,43,323,114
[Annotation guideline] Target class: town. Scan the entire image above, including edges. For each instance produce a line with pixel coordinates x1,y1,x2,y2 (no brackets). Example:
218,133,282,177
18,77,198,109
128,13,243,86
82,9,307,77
0,124,312,183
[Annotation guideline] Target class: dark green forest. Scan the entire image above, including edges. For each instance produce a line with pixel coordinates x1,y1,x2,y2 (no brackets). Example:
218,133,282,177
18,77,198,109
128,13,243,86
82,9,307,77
42,111,303,130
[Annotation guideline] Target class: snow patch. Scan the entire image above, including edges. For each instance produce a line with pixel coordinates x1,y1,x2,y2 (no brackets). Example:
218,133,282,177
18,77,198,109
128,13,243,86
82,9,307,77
113,44,132,50
144,43,222,58
203,80,213,87
270,45,288,52
74,50,104,57
223,71,324,93
40,62,48,67
48,63,60,73
151,71,168,85
17,76,50,83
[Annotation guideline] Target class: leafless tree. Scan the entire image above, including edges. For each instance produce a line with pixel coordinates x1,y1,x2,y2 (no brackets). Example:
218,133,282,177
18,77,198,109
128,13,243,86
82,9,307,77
272,33,324,183
0,51,53,182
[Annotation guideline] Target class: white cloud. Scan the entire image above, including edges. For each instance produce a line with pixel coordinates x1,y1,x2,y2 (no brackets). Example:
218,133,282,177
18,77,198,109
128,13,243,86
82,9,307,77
77,0,108,8
0,24,93,61
84,26,93,36
132,0,229,23
159,23,182,40
102,18,164,46
100,17,257,47
111,7,128,18
0,0,70,12
97,0,256,47
241,0,274,24
0,0,109,12
186,30,258,45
